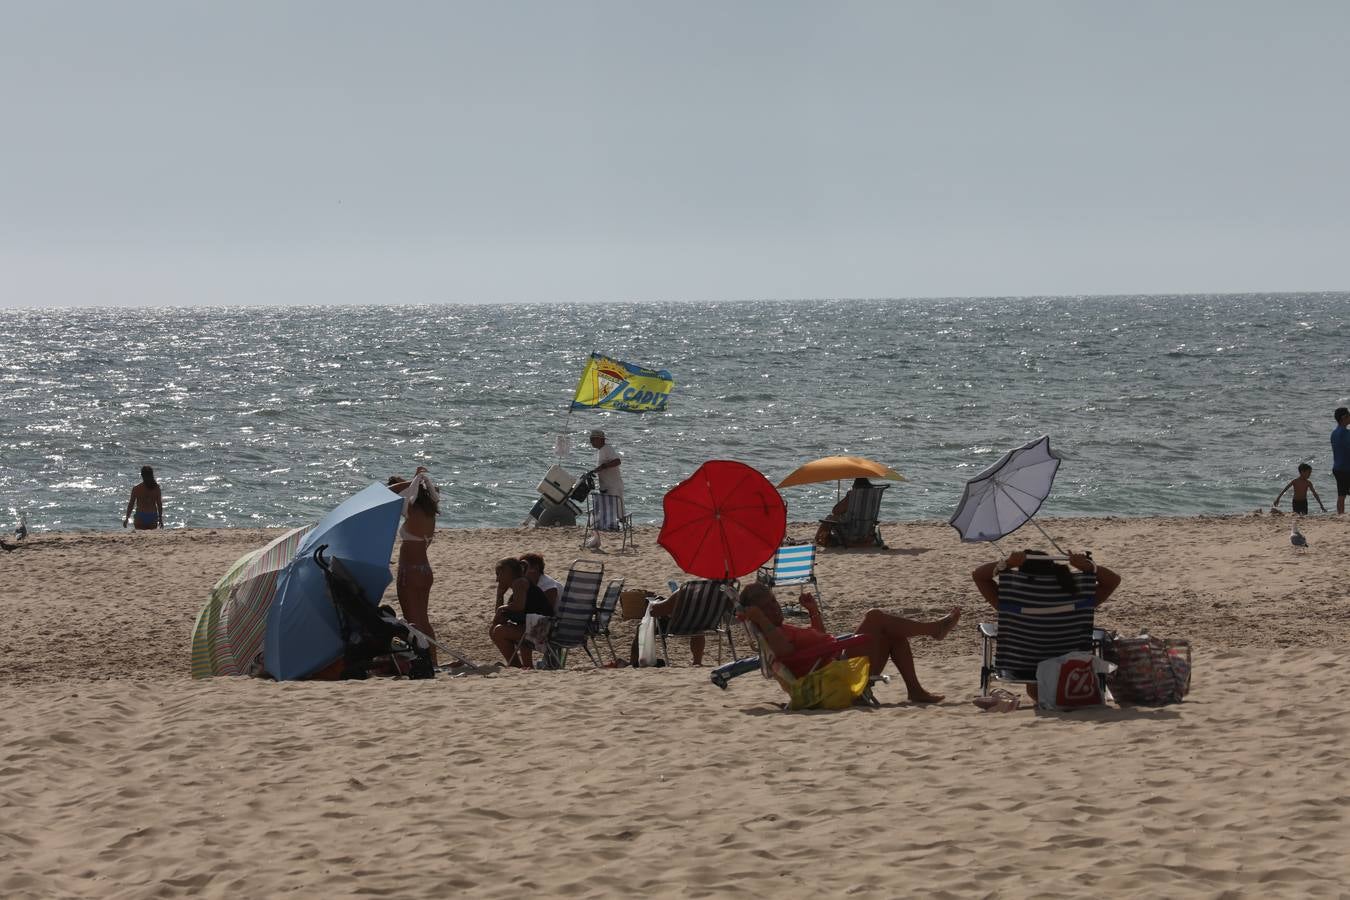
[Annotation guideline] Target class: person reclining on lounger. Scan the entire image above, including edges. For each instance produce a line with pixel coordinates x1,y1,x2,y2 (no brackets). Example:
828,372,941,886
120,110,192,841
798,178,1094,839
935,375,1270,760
737,583,961,704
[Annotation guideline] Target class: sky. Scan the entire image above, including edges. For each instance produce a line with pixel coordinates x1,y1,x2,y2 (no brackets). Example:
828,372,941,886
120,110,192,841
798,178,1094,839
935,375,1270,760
2,1,1348,308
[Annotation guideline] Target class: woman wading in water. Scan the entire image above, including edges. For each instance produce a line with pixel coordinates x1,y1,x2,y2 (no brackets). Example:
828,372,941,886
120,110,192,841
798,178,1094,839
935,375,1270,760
123,466,163,529
387,467,440,664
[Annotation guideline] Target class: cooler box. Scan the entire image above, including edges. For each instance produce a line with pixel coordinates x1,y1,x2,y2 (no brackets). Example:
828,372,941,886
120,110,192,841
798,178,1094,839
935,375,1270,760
537,465,577,505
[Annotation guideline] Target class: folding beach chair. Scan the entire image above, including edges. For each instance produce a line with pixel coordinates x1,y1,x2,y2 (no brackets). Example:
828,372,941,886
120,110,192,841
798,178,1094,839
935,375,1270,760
659,579,739,666
978,568,1105,696
586,578,625,666
581,493,634,551
536,559,606,669
756,542,824,616
819,484,889,548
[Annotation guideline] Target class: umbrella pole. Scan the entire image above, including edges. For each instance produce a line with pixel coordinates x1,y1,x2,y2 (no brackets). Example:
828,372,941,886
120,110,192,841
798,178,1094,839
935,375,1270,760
994,485,1066,555
1027,518,1066,555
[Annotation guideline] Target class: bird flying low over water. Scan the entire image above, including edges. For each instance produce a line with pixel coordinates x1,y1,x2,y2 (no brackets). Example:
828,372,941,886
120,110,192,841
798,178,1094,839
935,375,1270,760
1290,525,1308,551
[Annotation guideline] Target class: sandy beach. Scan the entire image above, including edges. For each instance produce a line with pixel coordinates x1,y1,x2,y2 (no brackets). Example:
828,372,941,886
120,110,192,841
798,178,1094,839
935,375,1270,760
3,514,1348,897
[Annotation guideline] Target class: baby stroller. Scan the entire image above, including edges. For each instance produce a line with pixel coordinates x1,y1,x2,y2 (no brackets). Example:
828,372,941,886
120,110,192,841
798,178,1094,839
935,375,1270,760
313,544,435,679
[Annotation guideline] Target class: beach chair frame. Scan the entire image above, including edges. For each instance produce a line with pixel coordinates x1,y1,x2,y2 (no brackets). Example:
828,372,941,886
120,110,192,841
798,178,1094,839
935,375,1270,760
756,542,824,610
581,493,634,552
586,578,625,666
819,484,888,548
978,584,1106,695
535,559,606,669
659,579,739,666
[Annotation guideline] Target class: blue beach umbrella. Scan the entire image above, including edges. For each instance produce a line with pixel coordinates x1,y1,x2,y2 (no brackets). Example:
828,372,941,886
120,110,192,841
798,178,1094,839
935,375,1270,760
263,481,404,680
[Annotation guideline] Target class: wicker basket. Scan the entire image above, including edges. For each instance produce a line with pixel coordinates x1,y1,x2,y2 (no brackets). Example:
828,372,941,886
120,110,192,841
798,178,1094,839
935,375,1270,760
619,589,654,620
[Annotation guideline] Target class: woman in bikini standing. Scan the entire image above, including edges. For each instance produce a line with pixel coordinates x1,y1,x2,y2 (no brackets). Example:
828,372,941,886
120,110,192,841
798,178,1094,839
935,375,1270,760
123,466,163,529
387,467,440,663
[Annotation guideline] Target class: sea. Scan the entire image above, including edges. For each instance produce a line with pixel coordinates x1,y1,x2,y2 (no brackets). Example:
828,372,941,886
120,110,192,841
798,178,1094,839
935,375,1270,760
2,293,1347,534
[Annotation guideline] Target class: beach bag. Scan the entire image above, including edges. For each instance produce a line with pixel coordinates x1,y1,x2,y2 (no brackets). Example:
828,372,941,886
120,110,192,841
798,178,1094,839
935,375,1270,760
786,656,870,710
636,603,659,668
1105,633,1191,704
1035,651,1109,710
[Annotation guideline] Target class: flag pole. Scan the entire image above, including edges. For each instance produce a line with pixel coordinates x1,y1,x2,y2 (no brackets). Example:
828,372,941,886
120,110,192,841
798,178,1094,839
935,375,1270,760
556,351,596,462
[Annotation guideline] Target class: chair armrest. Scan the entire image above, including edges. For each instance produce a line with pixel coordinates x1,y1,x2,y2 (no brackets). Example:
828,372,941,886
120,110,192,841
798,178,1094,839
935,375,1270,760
977,622,998,638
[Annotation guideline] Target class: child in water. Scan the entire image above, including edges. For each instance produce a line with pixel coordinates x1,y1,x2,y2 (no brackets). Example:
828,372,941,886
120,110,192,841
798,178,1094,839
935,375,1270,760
1272,463,1326,516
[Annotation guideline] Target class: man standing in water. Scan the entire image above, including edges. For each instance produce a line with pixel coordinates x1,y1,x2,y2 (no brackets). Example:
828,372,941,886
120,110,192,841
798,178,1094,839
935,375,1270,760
1332,407,1350,515
589,429,624,532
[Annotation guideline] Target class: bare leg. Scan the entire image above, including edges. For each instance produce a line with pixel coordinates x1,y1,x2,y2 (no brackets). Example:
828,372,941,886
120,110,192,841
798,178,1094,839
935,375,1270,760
397,567,438,666
854,607,960,703
491,623,528,667
690,635,706,666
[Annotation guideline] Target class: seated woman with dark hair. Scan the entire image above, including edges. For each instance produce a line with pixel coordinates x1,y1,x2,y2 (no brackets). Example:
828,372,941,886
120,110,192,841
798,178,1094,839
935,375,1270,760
738,583,960,704
489,557,555,668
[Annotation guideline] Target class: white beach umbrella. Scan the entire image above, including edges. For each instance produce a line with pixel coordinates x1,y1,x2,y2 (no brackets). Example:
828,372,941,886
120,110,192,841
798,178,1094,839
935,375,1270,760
949,434,1066,553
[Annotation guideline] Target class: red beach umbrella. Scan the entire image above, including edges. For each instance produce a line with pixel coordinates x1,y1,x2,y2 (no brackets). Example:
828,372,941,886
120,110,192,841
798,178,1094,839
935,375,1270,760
658,460,787,580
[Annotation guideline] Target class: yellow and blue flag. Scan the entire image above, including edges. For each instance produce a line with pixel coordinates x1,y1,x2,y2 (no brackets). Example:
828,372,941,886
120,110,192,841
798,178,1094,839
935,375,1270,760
571,353,675,413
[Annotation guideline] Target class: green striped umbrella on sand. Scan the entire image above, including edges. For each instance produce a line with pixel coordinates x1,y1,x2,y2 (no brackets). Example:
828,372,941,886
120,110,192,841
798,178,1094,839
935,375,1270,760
191,546,263,678
215,525,315,676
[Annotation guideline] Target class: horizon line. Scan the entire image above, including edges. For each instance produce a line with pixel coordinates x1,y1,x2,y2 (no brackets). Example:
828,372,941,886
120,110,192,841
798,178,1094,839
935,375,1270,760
4,288,1348,313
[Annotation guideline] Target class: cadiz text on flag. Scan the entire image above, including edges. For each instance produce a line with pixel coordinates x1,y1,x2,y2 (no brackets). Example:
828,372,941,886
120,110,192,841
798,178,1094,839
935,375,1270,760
571,353,675,413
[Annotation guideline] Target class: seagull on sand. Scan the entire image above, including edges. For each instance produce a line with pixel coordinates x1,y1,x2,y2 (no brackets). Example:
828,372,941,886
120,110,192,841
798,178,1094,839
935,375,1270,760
1290,524,1308,552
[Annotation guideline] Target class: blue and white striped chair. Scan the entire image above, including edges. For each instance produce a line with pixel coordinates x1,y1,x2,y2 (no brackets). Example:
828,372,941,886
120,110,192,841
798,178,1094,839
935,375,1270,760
756,543,824,619
582,493,634,551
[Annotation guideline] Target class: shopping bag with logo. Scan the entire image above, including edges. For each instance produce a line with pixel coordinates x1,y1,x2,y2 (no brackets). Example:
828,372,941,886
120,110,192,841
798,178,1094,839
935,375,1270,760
1035,651,1109,710
787,656,871,710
